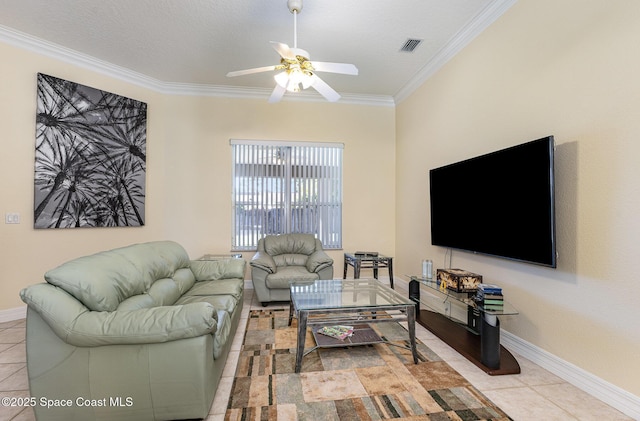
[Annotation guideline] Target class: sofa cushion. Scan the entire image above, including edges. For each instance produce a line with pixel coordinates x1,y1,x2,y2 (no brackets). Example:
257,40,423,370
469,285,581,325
116,293,156,311
190,259,246,281
44,241,194,312
19,283,217,347
266,266,319,288
175,293,238,315
183,279,244,301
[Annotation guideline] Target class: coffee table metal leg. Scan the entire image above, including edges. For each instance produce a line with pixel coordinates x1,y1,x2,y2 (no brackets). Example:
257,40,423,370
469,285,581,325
343,255,348,279
407,305,419,364
295,310,308,373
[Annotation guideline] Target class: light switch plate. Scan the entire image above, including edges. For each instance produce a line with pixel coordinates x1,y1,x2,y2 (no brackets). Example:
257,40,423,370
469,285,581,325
5,213,20,224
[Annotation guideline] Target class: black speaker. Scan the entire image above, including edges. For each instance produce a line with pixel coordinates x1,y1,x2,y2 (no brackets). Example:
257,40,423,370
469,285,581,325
480,315,501,369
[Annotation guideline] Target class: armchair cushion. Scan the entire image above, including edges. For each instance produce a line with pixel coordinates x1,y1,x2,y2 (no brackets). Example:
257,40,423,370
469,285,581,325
250,251,277,273
265,266,319,288
306,249,334,273
263,233,316,256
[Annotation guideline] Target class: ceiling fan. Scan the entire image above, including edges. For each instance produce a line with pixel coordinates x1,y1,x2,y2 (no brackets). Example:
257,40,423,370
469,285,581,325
226,0,358,103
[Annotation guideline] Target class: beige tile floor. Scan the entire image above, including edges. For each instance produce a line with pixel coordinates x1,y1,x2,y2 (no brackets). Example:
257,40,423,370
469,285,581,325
0,288,632,421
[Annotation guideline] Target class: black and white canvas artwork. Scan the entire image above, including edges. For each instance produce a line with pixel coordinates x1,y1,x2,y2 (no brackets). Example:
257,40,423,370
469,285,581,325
34,73,147,229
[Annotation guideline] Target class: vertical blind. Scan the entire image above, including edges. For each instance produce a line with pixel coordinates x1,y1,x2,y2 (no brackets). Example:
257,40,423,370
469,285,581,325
231,140,343,250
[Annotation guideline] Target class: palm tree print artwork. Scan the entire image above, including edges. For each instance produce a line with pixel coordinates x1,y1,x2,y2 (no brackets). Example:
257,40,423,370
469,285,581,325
34,73,147,228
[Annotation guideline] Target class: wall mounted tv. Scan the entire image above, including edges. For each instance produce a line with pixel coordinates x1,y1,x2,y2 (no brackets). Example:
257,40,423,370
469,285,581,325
429,136,556,268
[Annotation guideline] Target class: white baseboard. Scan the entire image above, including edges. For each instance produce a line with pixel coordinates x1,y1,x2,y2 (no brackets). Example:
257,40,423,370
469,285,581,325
501,330,640,420
393,277,640,420
0,306,26,323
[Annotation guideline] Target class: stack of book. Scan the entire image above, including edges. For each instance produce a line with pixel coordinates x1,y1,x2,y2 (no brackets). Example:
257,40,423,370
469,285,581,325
476,283,504,311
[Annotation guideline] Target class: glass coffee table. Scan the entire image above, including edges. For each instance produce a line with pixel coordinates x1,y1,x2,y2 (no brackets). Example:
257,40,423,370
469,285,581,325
288,278,418,373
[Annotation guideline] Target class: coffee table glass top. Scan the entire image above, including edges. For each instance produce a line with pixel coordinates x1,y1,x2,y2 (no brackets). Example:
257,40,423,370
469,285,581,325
290,278,413,311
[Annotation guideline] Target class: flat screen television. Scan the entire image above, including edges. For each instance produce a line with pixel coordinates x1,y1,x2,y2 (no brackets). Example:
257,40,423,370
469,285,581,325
429,136,556,268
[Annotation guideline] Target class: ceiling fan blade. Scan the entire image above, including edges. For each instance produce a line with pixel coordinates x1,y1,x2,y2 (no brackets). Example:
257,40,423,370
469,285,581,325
268,83,287,103
270,41,296,60
310,75,340,102
311,61,359,75
226,65,277,78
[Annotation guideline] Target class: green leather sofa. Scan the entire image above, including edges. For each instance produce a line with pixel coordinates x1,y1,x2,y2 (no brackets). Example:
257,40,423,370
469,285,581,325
19,241,246,421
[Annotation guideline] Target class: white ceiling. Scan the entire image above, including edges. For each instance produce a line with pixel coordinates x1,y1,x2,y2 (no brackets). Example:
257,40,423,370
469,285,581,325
0,0,516,105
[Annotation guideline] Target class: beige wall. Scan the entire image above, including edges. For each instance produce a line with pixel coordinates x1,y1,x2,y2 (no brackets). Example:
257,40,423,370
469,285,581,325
0,41,396,310
0,42,169,310
396,0,640,396
160,95,397,263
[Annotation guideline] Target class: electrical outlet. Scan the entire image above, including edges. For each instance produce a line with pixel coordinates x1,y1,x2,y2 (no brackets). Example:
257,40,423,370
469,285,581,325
5,213,20,224
444,301,451,316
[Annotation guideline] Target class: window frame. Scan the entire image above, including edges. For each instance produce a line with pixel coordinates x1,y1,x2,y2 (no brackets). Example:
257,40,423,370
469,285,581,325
230,139,343,251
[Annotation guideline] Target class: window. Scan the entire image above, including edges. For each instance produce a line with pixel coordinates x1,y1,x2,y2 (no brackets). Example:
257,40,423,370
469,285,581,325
231,140,343,250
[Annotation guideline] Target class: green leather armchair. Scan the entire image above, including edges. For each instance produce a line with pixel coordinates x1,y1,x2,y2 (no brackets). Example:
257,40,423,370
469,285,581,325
250,234,334,305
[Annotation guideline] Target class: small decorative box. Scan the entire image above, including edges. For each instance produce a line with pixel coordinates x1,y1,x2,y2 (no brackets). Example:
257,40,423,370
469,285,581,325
436,268,483,292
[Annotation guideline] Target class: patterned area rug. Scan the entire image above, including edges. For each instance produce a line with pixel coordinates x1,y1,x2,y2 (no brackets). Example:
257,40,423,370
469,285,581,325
225,309,512,420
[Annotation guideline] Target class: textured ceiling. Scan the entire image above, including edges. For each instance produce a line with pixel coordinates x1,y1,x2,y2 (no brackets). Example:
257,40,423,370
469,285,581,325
0,0,516,104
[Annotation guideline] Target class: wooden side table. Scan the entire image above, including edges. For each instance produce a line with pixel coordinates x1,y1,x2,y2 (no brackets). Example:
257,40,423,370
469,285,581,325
343,252,394,288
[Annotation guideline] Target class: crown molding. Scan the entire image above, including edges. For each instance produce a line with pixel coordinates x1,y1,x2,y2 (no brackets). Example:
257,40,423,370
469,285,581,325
394,0,518,105
159,82,395,107
0,0,516,108
0,24,394,107
0,24,165,90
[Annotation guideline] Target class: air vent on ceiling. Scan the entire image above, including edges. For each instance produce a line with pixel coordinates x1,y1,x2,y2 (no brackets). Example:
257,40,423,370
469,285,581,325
400,38,423,53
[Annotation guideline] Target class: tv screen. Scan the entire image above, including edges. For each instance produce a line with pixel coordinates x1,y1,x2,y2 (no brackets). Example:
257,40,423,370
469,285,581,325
430,136,556,268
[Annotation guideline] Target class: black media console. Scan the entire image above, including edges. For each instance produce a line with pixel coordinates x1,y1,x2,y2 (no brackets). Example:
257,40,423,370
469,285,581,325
408,276,520,376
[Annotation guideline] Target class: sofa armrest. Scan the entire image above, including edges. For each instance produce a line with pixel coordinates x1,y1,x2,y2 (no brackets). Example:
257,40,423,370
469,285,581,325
250,251,277,274
20,283,217,347
190,258,246,281
306,250,334,273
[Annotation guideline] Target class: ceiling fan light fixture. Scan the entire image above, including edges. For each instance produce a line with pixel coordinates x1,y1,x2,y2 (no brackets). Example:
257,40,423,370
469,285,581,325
274,71,290,89
226,0,357,102
275,68,313,92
